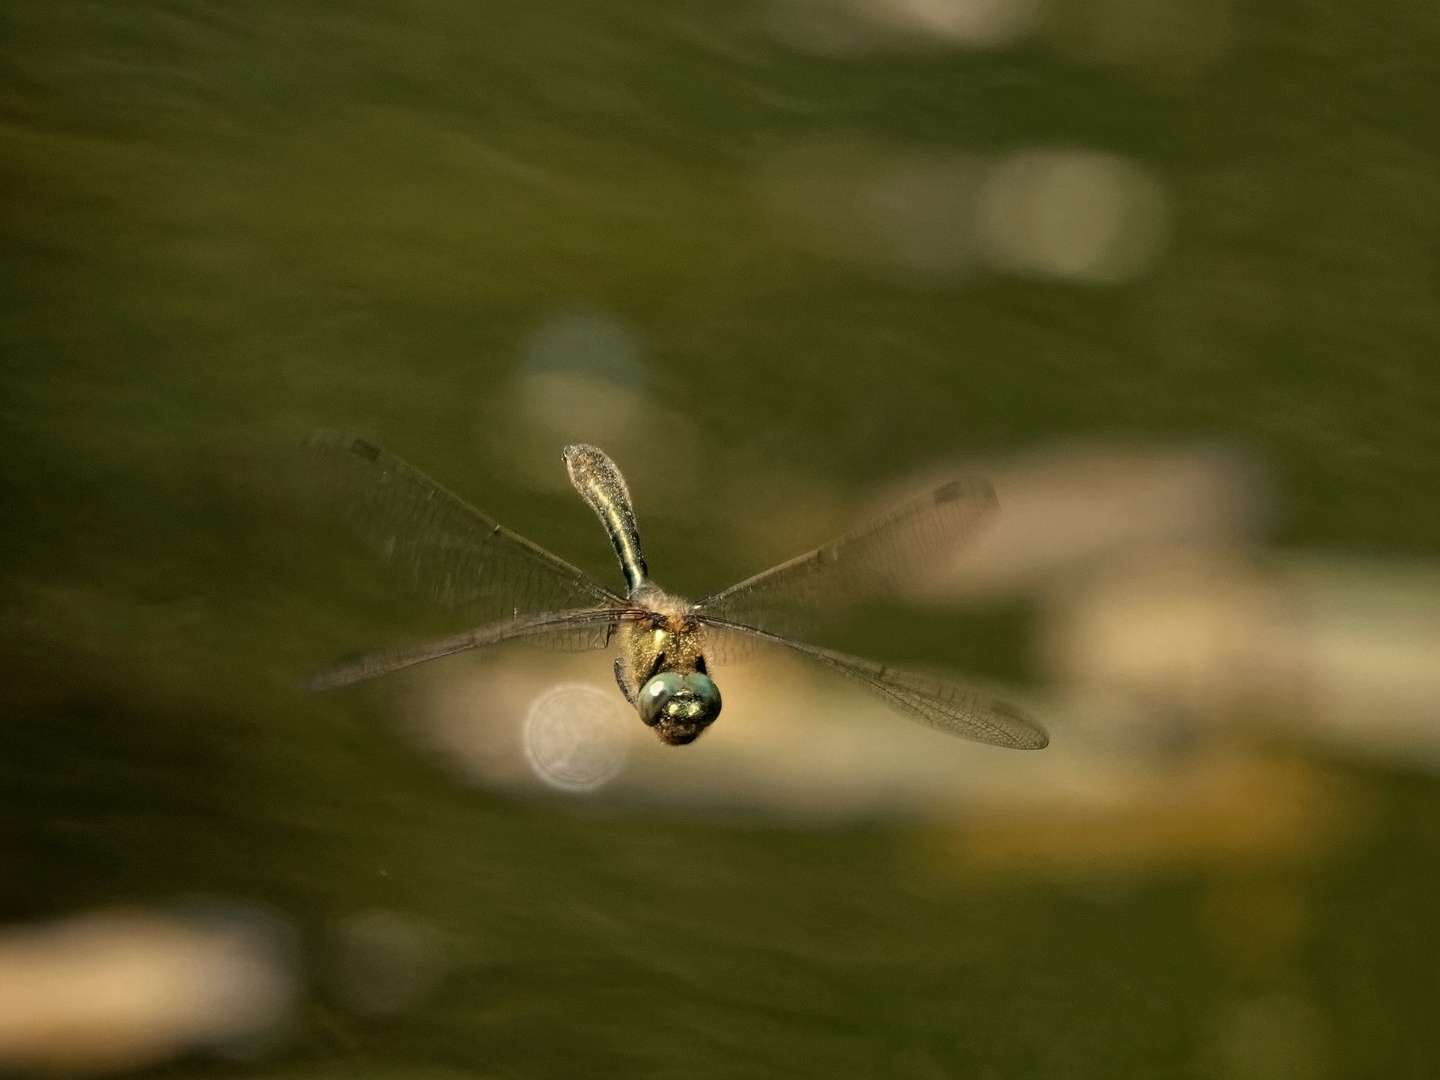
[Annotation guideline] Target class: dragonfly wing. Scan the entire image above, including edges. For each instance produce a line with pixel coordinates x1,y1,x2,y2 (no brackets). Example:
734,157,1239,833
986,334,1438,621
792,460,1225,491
696,477,996,639
301,431,624,619
302,607,636,690
700,618,1048,749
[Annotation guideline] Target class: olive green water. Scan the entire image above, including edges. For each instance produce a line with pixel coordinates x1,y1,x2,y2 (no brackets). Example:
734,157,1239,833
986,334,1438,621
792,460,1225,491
4,0,1440,1076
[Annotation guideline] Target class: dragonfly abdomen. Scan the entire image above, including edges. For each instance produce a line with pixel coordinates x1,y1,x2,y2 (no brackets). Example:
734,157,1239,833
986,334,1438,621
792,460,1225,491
563,444,648,593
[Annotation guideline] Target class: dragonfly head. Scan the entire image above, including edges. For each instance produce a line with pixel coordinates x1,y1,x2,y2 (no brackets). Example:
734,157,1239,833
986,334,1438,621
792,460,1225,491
637,670,722,745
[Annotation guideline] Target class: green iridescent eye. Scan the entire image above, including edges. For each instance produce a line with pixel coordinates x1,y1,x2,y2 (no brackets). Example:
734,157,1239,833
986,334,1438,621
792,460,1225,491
682,672,721,724
638,671,722,730
638,671,683,726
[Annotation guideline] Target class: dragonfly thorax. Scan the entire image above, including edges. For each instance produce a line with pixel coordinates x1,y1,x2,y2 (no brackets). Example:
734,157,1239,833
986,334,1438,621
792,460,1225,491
615,585,719,745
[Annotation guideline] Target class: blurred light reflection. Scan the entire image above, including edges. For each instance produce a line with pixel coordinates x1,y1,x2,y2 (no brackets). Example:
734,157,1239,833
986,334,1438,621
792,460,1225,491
758,144,1170,286
0,908,295,1072
894,442,1263,601
976,148,1170,284
1048,552,1440,765
522,682,633,792
329,910,449,1017
479,307,699,497
766,0,1042,52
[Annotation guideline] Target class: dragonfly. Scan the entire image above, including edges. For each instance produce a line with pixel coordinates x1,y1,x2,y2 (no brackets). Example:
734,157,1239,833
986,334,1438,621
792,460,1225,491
301,432,1048,750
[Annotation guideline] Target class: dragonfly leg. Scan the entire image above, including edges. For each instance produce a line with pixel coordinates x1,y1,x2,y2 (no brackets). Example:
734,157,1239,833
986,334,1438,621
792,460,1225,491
613,657,636,706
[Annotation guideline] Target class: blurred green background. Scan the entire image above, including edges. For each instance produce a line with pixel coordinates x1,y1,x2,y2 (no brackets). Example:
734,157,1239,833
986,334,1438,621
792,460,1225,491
4,0,1440,1076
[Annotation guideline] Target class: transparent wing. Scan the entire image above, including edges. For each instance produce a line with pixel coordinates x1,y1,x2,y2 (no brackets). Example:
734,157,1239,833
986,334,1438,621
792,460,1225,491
300,431,624,619
303,607,638,691
701,618,1048,750
697,478,997,641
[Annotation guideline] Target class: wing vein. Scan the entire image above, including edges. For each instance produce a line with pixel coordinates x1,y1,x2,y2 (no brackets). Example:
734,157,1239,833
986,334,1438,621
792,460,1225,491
697,477,997,642
300,431,624,621
699,616,1048,749
303,607,637,690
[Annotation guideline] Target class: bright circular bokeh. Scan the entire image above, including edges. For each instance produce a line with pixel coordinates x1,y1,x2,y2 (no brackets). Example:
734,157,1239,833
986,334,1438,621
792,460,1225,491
521,683,633,793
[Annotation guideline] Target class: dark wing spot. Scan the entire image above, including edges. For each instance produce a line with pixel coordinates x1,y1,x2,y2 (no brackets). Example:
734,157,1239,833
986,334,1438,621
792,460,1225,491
350,438,382,462
933,480,963,503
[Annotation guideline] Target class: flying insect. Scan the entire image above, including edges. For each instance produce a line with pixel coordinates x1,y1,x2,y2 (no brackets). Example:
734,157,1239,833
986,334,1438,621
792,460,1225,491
302,433,1048,750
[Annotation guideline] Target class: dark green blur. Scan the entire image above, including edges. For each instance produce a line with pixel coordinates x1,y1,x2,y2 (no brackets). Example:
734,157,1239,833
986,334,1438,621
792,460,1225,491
3,0,1440,1076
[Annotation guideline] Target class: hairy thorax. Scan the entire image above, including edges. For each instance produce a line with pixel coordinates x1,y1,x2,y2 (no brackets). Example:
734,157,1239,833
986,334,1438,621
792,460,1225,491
615,584,708,699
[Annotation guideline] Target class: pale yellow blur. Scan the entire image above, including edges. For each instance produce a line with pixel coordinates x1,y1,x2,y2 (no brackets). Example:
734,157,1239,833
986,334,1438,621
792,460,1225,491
0,910,294,1072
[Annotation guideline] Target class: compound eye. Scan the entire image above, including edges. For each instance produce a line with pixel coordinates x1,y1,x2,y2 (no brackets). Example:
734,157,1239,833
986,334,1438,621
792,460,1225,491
637,670,723,733
682,671,721,726
638,671,683,727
